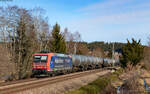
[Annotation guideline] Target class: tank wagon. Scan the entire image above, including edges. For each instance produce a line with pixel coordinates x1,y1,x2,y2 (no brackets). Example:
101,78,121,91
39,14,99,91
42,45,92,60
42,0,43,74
32,52,118,76
71,55,103,71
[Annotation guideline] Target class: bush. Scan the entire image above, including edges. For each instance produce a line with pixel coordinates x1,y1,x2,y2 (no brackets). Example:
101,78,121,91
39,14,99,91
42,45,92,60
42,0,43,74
121,38,144,67
67,90,86,94
80,85,99,94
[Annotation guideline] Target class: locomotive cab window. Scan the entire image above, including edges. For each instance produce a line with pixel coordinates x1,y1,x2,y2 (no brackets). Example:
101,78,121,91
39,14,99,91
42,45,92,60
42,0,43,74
34,56,41,62
34,55,48,63
41,56,48,62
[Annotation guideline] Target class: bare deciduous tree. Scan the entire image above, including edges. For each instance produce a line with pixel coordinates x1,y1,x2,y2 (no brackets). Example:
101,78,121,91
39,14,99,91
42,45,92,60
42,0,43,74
32,7,51,51
0,6,45,79
63,28,74,54
63,29,82,54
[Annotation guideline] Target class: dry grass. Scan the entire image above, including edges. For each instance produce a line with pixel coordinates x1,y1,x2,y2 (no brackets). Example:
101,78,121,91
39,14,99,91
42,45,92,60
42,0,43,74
0,44,15,81
111,67,147,94
100,84,116,94
120,74,143,94
143,47,150,70
140,69,150,87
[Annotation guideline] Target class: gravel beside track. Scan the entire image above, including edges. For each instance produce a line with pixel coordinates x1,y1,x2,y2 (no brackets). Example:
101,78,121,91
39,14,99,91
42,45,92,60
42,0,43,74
0,68,112,94
0,78,37,87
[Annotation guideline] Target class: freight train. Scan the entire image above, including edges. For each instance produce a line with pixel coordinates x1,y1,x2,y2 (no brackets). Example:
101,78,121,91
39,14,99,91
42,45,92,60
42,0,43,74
32,51,119,76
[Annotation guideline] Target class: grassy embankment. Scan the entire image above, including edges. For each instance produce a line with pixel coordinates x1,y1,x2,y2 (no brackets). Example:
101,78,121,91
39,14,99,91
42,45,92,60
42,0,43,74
65,68,123,94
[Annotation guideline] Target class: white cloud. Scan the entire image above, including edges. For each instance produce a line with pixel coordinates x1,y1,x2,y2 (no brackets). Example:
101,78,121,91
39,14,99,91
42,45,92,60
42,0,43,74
78,0,132,12
64,0,150,44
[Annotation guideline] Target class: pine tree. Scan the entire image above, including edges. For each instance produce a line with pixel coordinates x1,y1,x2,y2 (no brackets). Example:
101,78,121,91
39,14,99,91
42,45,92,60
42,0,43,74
51,23,66,53
121,38,144,67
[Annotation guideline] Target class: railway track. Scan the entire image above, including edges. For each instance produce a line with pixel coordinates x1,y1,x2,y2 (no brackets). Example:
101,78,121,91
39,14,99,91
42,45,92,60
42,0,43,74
0,68,113,94
0,78,37,87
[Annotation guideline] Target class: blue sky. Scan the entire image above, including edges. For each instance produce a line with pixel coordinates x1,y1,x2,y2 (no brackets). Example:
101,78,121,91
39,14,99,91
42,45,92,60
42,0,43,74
0,0,150,45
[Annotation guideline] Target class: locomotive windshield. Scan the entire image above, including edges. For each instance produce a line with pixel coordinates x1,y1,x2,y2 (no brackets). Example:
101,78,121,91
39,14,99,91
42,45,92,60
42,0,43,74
34,55,48,63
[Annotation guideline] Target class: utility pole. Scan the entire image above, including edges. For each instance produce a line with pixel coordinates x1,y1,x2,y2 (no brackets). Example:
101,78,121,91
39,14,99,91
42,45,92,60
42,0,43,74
112,43,115,66
112,43,114,59
74,42,77,54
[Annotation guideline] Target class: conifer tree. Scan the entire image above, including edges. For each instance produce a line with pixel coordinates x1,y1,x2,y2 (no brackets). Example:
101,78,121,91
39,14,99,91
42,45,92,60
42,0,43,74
121,38,144,67
51,23,66,53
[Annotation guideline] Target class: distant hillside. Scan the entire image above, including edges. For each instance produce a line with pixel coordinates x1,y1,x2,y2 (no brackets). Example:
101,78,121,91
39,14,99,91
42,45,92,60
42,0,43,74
86,41,125,53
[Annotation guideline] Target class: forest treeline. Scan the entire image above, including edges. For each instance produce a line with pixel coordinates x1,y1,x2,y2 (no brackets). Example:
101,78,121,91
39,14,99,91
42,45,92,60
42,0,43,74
70,41,125,57
87,42,125,52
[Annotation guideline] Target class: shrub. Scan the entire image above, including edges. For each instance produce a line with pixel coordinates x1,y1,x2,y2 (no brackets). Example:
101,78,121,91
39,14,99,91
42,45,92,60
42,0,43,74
121,38,144,67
